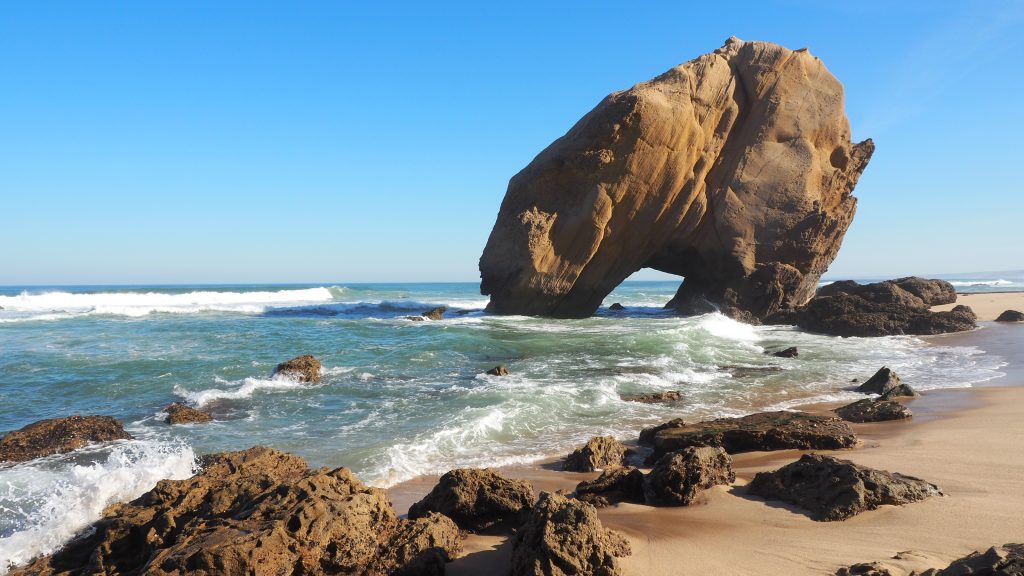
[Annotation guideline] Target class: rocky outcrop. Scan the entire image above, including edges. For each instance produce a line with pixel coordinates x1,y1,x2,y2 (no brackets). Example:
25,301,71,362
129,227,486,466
407,468,535,532
486,365,510,376
574,466,646,508
747,453,941,521
643,447,735,506
639,417,686,445
620,390,682,403
510,492,631,576
996,309,1024,322
10,446,462,576
856,367,918,399
422,306,448,320
272,354,321,383
479,37,873,321
922,543,1024,575
564,436,629,472
834,399,912,423
163,402,213,425
788,279,976,336
0,415,133,463
642,411,856,461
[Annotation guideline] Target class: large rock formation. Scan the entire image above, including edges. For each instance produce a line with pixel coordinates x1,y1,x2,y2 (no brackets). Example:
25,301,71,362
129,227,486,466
11,446,462,576
407,467,536,532
0,415,133,463
479,37,873,320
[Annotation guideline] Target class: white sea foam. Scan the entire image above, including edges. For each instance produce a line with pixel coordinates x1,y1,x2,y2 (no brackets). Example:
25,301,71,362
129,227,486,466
175,375,313,407
0,439,196,573
948,279,1014,287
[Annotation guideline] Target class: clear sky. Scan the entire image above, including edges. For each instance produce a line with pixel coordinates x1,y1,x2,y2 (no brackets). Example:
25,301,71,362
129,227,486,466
1,1,1021,285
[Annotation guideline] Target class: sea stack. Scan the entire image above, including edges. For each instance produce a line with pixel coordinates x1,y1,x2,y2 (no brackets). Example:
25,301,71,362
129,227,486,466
479,37,873,320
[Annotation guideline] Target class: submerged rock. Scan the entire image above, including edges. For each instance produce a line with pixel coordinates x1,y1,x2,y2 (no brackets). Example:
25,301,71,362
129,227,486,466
747,453,941,521
609,302,625,311
834,399,912,423
407,467,535,532
422,306,448,320
620,390,682,403
643,446,735,506
0,415,133,463
486,365,510,376
769,346,799,358
995,309,1024,322
163,402,213,425
272,353,321,383
9,446,462,576
510,492,631,576
644,411,856,461
564,436,629,472
479,38,873,321
574,466,646,508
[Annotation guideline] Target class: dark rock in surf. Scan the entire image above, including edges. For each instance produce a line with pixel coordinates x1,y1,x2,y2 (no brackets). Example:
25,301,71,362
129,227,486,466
995,309,1024,322
405,315,426,321
834,399,912,423
564,436,628,472
747,453,941,521
609,303,625,311
408,468,535,532
422,306,448,320
486,365,510,376
643,446,735,506
638,418,686,445
272,354,321,383
164,402,213,425
769,346,799,358
878,383,918,400
619,390,682,403
855,367,902,395
0,415,133,463
574,467,646,508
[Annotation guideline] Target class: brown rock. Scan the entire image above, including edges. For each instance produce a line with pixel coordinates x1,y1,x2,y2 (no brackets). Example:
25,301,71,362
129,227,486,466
510,492,630,576
163,402,213,425
574,466,646,508
620,390,682,403
834,399,912,423
995,309,1024,322
638,417,686,445
486,365,510,376
563,435,628,472
9,446,462,576
835,562,896,576
422,306,448,320
0,415,133,463
891,276,958,305
272,353,321,382
479,37,873,321
645,411,856,462
747,453,941,521
643,446,735,506
407,468,535,532
920,543,1024,575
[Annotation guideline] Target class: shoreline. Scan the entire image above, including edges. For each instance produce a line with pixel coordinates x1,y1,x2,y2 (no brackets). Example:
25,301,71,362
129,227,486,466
389,320,1024,575
931,291,1023,321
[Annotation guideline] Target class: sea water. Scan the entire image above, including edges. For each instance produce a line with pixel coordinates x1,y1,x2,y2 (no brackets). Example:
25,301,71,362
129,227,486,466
0,280,1011,570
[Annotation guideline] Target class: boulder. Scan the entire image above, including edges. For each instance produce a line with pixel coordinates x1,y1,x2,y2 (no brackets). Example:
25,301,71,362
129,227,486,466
856,367,902,395
638,417,686,445
272,354,321,383
920,543,1024,575
609,303,625,311
163,402,213,425
835,562,896,576
834,399,912,423
486,365,510,376
9,446,462,576
995,309,1024,322
644,411,856,462
643,446,735,506
407,468,535,532
510,492,631,576
574,466,646,508
620,390,682,403
0,415,133,463
564,436,629,472
479,37,873,321
422,306,448,320
769,346,799,358
890,277,958,305
747,453,941,521
879,383,919,400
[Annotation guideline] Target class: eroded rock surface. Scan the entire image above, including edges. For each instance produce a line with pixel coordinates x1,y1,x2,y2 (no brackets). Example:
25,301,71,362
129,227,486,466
574,466,646,508
747,453,941,521
0,415,133,463
11,446,462,576
834,399,912,423
163,402,213,425
422,306,448,320
272,353,322,383
407,468,535,532
643,446,735,506
643,411,856,461
564,436,629,472
620,390,682,403
510,492,631,576
479,37,873,320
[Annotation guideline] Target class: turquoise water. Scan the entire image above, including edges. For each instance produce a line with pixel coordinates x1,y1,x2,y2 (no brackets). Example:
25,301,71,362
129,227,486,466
0,280,1010,569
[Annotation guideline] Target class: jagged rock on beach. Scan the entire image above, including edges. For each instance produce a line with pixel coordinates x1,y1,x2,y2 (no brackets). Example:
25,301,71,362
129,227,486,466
834,398,912,423
643,446,735,506
747,453,941,521
769,346,799,358
856,367,902,395
9,446,462,576
564,435,629,472
619,390,682,403
644,411,856,462
995,309,1024,322
574,466,646,508
919,543,1024,575
835,562,897,576
272,353,322,383
638,417,686,445
0,415,133,463
422,306,448,320
510,492,631,576
407,467,535,532
479,37,873,321
879,383,918,400
609,302,625,311
486,365,510,376
163,402,213,425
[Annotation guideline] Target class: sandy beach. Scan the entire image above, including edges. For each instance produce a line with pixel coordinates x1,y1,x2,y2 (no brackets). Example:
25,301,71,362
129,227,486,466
931,291,1024,321
390,316,1024,575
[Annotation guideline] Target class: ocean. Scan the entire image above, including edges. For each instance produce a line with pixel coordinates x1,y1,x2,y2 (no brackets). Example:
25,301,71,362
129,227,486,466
0,277,1017,570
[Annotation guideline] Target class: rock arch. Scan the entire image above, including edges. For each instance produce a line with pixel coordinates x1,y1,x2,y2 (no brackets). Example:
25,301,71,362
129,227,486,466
479,38,873,320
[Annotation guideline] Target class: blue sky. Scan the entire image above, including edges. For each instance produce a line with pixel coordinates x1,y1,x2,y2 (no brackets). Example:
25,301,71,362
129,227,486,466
1,1,1021,284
